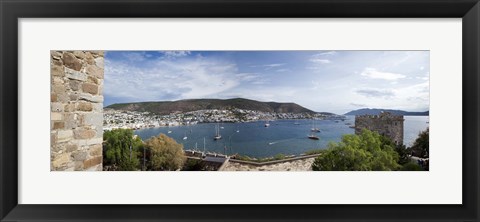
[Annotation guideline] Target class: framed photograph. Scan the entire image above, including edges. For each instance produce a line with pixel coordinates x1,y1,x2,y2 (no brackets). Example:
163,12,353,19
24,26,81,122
1,0,479,221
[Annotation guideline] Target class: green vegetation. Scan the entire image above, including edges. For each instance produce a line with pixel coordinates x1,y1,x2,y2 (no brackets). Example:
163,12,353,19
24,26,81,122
182,158,205,171
145,134,186,171
401,162,423,171
103,129,143,171
304,149,327,155
411,128,429,158
103,130,186,171
312,129,400,171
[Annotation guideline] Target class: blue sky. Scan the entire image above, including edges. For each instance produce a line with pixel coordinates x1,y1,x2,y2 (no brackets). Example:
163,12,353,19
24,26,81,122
104,51,429,114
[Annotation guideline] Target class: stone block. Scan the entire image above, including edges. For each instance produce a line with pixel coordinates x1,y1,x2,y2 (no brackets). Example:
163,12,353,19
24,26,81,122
57,130,73,143
72,151,88,161
52,121,65,130
74,129,96,139
89,144,102,156
69,80,82,91
51,65,64,77
94,126,103,138
79,93,103,103
66,143,78,153
62,52,83,71
83,112,103,126
64,103,75,112
89,51,104,57
51,144,64,153
65,68,87,81
51,102,64,112
64,113,77,129
57,92,69,103
52,76,65,85
77,101,93,111
92,103,103,112
75,137,103,146
86,65,103,79
69,92,79,101
82,82,99,95
87,75,99,84
52,153,70,169
83,156,102,169
51,51,63,60
73,51,85,59
74,161,84,171
52,58,63,66
85,52,95,65
51,112,63,121
52,84,66,94
51,93,57,102
51,132,57,145
94,57,104,68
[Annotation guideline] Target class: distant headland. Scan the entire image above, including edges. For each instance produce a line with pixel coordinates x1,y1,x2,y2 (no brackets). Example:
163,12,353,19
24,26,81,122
344,108,429,116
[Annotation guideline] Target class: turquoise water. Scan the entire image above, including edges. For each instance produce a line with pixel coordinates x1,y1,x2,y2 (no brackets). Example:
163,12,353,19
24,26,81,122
135,116,429,158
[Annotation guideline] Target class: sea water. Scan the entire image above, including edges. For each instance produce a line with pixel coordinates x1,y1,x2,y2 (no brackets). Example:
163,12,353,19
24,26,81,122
135,116,429,158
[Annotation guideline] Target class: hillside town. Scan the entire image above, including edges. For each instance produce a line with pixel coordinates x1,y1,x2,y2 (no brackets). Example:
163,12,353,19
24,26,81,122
103,108,341,130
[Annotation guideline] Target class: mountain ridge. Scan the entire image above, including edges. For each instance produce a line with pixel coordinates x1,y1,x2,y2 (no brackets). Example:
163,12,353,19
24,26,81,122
344,108,429,116
106,98,316,115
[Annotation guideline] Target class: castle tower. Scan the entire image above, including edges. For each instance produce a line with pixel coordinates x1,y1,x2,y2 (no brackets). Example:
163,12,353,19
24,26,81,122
354,112,404,145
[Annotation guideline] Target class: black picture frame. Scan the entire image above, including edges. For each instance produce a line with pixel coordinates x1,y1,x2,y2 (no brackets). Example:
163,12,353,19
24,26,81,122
1,0,479,221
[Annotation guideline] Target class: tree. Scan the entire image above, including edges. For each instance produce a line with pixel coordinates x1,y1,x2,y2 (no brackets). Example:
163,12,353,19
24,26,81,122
395,144,412,165
145,134,186,171
411,128,429,158
401,162,423,171
103,129,143,171
312,129,400,171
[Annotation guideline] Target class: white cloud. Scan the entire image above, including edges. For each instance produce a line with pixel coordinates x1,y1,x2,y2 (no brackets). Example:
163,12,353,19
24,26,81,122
162,51,191,58
350,103,368,107
311,51,337,57
122,52,147,62
355,88,395,99
309,52,333,65
309,59,331,64
360,68,406,80
104,57,241,101
250,63,286,70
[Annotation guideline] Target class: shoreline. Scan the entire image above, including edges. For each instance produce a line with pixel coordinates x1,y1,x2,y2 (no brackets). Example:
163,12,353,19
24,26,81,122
104,118,325,131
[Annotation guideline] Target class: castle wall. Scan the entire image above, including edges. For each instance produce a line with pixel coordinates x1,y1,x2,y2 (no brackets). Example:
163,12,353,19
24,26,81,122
50,51,104,171
355,113,404,145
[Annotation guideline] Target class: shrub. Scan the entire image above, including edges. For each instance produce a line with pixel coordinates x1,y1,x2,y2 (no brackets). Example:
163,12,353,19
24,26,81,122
145,134,186,171
312,129,400,171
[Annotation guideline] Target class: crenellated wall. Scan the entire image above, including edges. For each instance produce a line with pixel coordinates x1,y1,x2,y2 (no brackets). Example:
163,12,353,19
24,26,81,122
50,50,104,171
355,112,404,145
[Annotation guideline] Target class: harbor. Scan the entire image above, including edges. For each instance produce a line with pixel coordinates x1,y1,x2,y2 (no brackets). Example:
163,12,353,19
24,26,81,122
134,116,429,158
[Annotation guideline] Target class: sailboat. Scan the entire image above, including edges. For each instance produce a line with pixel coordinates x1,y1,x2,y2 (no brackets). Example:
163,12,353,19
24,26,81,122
214,123,222,140
183,131,188,140
308,133,319,140
311,118,320,132
236,126,240,133
265,120,270,127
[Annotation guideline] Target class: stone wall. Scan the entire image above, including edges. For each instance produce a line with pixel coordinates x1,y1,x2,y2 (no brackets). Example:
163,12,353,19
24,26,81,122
355,112,404,145
50,51,104,171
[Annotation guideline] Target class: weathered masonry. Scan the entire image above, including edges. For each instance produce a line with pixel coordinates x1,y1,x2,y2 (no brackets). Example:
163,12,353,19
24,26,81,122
50,51,104,171
355,112,404,145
